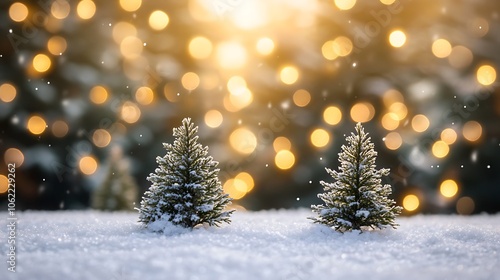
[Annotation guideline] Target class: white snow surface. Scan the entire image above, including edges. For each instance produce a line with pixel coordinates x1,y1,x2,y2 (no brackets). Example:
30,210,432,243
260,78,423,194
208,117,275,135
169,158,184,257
1,209,500,280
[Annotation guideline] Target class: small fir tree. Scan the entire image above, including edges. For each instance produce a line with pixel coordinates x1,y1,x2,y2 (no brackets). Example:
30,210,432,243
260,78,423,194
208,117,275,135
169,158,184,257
311,123,402,232
137,118,234,229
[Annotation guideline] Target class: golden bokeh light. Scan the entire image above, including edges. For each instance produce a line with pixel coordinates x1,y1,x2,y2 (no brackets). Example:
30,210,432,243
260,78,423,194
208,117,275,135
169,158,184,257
432,140,449,158
216,42,247,70
4,148,24,167
112,21,137,44
149,10,169,31
334,0,357,10
388,102,408,120
204,110,223,128
93,129,112,148
380,0,396,4
470,18,489,37
384,132,402,150
51,0,70,19
120,101,141,124
275,150,296,170
389,30,406,48
120,36,143,59
280,66,299,85
52,120,69,138
33,54,52,73
47,36,67,55
333,36,353,57
230,128,257,155
476,64,497,86
0,83,17,103
321,40,338,60
293,89,311,107
223,179,247,200
382,89,404,107
310,128,330,148
181,72,200,91
89,86,109,104
350,102,375,123
456,197,475,215
76,0,96,20
448,45,473,69
440,128,457,145
462,121,482,142
411,114,430,133
228,88,253,111
9,2,28,22
440,179,459,198
135,87,155,105
235,172,255,192
0,175,8,194
381,113,399,131
27,115,47,135
403,194,419,212
227,76,247,95
120,0,141,12
188,36,213,59
79,156,98,175
273,137,292,152
256,37,275,55
431,39,452,58
323,106,342,125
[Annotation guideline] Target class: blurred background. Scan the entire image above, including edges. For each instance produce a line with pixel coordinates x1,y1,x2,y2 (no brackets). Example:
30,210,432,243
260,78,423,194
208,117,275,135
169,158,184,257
0,0,499,215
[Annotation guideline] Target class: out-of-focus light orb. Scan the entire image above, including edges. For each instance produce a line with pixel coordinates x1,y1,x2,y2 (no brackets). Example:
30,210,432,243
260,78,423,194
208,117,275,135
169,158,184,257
275,150,295,170
230,128,257,155
323,106,342,125
9,2,28,22
225,89,253,112
333,36,353,57
188,36,213,59
310,128,330,148
411,114,430,133
93,129,111,148
350,102,375,123
469,18,489,37
112,22,137,44
0,175,8,194
441,128,457,145
120,101,141,124
431,39,452,58
384,132,402,150
27,115,47,135
456,196,475,215
280,66,299,85
389,102,408,120
47,36,67,55
0,83,17,103
462,121,482,142
273,137,292,152
52,120,69,137
149,10,169,30
5,148,24,167
389,30,406,48
120,36,143,59
77,0,96,20
448,46,473,69
79,156,98,175
135,87,154,105
216,42,247,70
381,113,399,131
334,0,356,10
380,0,396,4
236,172,255,192
33,54,52,73
204,110,223,128
227,76,247,95
432,140,449,158
120,0,141,12
440,179,459,198
256,37,275,56
321,40,338,61
181,72,200,91
293,89,311,107
382,89,404,107
403,194,419,211
89,86,109,104
223,179,246,200
476,65,496,86
51,0,70,19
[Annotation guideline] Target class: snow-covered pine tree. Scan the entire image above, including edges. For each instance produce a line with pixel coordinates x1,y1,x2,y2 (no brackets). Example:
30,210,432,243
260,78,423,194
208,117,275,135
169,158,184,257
311,123,402,232
137,118,234,229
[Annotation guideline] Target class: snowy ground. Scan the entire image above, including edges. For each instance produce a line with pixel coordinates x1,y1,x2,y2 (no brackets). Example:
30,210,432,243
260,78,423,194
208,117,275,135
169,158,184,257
1,209,499,280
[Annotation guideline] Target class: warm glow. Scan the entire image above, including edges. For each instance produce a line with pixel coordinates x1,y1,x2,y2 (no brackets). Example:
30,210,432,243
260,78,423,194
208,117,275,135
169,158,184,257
89,86,109,104
440,128,457,145
432,140,449,158
380,0,396,4
273,137,292,152
149,10,169,31
93,129,111,148
411,114,430,133
216,42,247,70
47,36,67,55
225,89,253,112
333,36,353,57
0,175,7,194
440,179,459,198
120,101,141,124
223,179,247,200
181,72,200,91
33,54,52,73
310,128,330,148
321,40,338,60
275,150,296,170
462,121,482,142
403,194,419,211
230,128,257,155
323,106,342,125
9,2,28,22
350,102,375,123
448,46,473,69
384,132,402,150
280,66,299,85
27,115,47,135
4,148,24,167
79,156,98,175
432,39,452,58
456,197,475,215
52,120,69,138
0,83,17,103
388,102,408,120
382,89,404,107
112,22,137,44
120,0,141,12
135,87,154,105
76,0,96,20
476,65,497,86
188,36,213,59
227,76,247,95
51,0,70,19
256,37,275,55
235,172,255,192
120,36,143,59
293,89,311,107
334,0,357,10
389,30,406,48
381,113,399,131
204,110,223,128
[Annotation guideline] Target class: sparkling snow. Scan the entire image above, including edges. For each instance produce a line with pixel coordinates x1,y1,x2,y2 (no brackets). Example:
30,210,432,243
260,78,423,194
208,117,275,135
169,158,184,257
1,209,499,280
